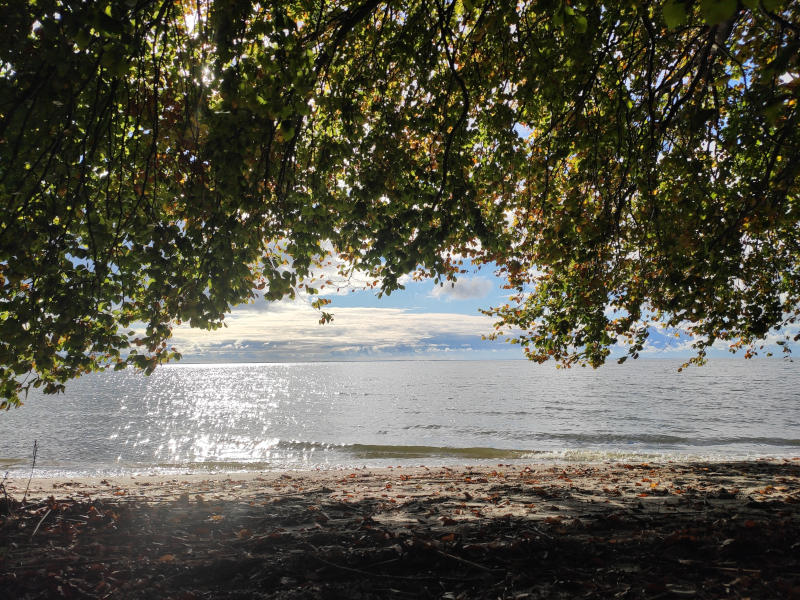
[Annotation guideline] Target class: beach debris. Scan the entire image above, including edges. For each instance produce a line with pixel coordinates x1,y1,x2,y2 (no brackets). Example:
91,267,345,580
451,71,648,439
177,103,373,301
0,461,798,598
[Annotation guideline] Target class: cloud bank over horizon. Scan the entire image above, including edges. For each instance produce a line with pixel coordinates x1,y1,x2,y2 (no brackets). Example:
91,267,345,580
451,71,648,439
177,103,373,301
168,299,518,362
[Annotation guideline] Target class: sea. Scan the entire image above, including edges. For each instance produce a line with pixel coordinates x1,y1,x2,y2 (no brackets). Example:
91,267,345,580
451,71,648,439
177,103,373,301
0,359,798,478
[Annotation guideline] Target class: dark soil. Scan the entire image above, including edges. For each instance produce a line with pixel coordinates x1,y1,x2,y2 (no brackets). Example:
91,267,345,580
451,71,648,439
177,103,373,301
2,461,799,599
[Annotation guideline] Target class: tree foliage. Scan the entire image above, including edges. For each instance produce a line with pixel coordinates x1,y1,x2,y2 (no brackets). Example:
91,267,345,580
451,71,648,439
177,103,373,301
1,0,798,407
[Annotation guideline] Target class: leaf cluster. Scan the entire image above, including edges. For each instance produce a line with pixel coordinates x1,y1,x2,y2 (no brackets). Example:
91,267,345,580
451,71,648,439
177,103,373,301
1,0,798,406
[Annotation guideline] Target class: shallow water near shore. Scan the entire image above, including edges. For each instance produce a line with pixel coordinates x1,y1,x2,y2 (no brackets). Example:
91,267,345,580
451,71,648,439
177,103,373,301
1,358,799,477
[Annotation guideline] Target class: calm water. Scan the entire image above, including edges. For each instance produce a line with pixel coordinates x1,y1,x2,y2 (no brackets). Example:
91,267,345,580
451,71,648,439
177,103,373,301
0,359,798,476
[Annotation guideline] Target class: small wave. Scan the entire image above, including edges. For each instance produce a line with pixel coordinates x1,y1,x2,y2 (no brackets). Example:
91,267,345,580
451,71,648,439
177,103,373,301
532,449,678,463
515,433,800,447
689,437,800,448
331,443,542,460
233,440,541,460
270,439,800,463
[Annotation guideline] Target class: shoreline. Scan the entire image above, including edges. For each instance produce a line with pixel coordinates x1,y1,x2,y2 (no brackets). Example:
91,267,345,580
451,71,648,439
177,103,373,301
4,457,800,503
3,459,800,598
4,449,799,481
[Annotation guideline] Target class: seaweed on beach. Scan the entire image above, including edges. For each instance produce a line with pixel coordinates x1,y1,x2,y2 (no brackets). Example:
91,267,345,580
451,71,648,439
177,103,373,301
2,461,800,599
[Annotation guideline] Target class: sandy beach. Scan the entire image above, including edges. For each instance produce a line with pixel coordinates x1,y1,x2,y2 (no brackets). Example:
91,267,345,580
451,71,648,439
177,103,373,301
2,460,800,598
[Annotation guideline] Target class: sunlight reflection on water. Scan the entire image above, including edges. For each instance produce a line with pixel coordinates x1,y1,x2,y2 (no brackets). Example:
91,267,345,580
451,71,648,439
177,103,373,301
0,359,798,476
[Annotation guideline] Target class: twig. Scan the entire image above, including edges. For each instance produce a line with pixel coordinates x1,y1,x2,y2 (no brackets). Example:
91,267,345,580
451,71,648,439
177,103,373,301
309,548,483,582
1,470,10,515
527,524,553,540
712,566,762,574
30,508,52,539
22,440,38,504
436,548,502,573
374,587,418,598
311,553,420,580
368,557,401,568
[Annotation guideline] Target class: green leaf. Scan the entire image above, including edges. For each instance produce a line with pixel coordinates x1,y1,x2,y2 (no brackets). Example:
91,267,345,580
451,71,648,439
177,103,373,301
699,0,737,25
763,100,784,124
1,0,797,407
74,30,92,49
662,1,688,29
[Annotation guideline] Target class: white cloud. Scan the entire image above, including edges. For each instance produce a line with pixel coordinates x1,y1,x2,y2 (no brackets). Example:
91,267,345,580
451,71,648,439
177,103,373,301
396,273,414,286
168,298,502,361
430,276,493,301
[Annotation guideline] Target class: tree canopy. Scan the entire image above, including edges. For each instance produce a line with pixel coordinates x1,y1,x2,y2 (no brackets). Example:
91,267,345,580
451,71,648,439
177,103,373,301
1,0,798,408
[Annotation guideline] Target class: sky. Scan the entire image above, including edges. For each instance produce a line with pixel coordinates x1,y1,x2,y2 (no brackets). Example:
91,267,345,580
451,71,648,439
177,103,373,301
165,258,747,364
170,262,521,363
